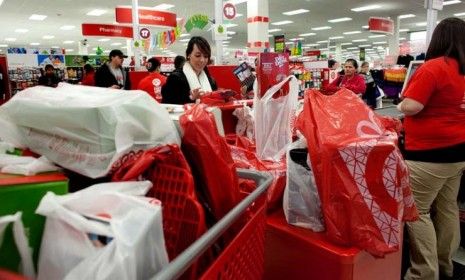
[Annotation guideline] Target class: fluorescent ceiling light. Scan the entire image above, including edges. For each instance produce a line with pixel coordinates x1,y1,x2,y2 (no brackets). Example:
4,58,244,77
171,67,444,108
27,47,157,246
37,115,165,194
103,50,111,53
399,37,406,40
329,36,344,40
454,12,465,16
180,33,190,37
268,34,273,38
153,3,175,10
236,13,243,17
121,46,128,49
86,9,106,16
320,48,328,51
305,43,320,46
328,17,352,23
179,38,190,42
399,14,416,19
60,25,75,30
283,9,309,16
416,22,427,26
399,28,409,32
65,49,74,52
362,25,369,29
224,23,238,28
351,5,381,12
299,32,316,36
343,31,362,35
443,0,461,5
368,34,386,38
230,0,247,4
285,42,293,45
30,42,40,46
346,47,358,50
268,28,282,32
29,14,47,21
352,39,367,42
0,44,8,47
312,26,331,30
111,42,122,46
316,40,328,43
358,44,371,47
227,31,236,35
63,40,74,44
5,38,16,42
290,37,304,41
43,35,55,39
14,28,29,33
271,20,293,26
373,41,387,44
51,46,59,49
341,42,353,45
98,38,110,42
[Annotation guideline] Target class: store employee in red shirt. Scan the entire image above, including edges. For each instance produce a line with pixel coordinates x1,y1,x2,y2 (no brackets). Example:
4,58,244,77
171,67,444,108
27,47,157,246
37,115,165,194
326,58,366,95
398,17,465,280
137,57,166,102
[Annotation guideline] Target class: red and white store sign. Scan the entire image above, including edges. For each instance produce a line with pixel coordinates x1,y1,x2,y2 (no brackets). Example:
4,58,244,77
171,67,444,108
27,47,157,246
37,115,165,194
368,17,394,35
115,6,177,27
82,23,133,38
223,2,236,20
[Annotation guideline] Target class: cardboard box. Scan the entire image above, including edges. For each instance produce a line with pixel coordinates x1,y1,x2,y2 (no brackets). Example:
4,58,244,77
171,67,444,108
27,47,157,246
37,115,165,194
0,172,68,272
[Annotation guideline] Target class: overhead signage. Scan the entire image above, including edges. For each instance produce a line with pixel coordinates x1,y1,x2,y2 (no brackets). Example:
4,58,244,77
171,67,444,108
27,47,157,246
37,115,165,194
82,23,133,38
368,17,394,35
223,2,236,20
115,6,177,27
139,27,151,39
274,35,285,53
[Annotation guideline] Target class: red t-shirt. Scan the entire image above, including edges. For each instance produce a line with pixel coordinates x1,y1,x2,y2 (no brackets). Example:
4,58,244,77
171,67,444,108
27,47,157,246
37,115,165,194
137,72,167,102
403,57,465,150
81,72,95,86
327,73,366,95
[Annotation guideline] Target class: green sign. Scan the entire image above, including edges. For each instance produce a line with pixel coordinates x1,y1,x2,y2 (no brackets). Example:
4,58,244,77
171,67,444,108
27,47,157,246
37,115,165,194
65,55,109,67
274,35,285,53
184,14,209,32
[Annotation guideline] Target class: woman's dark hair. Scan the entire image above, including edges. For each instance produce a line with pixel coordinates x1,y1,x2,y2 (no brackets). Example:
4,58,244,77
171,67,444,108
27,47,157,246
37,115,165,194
328,59,337,68
44,64,54,71
186,36,211,60
145,57,161,72
426,17,465,74
83,64,94,73
345,58,358,69
174,55,186,69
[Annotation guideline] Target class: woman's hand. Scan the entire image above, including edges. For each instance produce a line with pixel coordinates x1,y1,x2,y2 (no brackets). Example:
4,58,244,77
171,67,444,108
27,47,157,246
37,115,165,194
190,88,209,100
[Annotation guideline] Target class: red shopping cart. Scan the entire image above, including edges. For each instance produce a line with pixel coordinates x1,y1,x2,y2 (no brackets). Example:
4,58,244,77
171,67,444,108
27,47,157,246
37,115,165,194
151,169,272,280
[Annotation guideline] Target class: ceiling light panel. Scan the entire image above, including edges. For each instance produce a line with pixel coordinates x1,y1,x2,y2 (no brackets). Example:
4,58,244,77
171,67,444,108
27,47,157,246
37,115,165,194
329,36,344,39
443,0,461,5
312,26,331,30
5,38,16,42
328,17,352,23
153,3,175,10
398,14,416,19
399,29,409,32
352,39,368,42
268,28,282,32
63,40,74,44
283,9,309,16
299,32,316,36
42,35,55,39
60,25,75,30
454,12,465,16
271,20,293,25
351,5,381,12
368,34,386,38
29,14,47,21
14,29,28,33
343,31,362,35
86,9,106,16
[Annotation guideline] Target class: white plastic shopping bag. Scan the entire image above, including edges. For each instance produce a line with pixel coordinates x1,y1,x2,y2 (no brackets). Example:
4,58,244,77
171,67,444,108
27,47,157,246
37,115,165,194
254,75,299,161
0,212,35,278
36,181,169,280
0,83,181,178
283,138,324,232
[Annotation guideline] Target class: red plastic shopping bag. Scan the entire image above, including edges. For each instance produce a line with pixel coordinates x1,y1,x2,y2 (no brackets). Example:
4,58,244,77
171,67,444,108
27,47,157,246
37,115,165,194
296,88,418,257
180,104,241,222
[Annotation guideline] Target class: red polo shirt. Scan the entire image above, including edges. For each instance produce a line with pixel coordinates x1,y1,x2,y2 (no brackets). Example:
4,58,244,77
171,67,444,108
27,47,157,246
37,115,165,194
403,57,465,150
137,72,167,102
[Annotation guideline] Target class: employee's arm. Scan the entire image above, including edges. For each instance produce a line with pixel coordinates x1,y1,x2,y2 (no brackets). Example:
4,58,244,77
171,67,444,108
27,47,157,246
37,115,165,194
397,98,424,116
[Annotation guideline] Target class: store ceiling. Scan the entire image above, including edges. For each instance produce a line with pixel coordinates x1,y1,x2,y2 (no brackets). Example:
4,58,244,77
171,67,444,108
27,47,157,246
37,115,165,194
0,0,464,59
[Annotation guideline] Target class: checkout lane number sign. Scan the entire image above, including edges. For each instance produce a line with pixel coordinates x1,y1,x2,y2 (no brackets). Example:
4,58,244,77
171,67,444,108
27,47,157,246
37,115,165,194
223,3,236,20
139,28,151,39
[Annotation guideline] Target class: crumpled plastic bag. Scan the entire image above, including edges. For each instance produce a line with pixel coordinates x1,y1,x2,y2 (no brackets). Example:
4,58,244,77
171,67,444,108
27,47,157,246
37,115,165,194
1,156,60,176
232,105,254,140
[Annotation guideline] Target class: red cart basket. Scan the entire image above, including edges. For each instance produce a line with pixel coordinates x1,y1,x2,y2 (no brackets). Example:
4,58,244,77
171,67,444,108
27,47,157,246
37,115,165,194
151,169,272,280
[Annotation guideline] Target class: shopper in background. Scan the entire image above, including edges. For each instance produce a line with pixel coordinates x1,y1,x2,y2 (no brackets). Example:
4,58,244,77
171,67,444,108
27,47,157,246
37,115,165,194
359,62,377,109
161,36,217,104
328,59,339,70
137,57,166,102
173,55,186,72
326,58,365,95
398,17,465,280
80,64,95,86
94,49,131,90
38,64,61,88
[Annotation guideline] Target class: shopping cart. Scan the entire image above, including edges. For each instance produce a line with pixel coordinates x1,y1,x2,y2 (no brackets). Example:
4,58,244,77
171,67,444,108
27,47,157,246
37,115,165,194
151,169,272,280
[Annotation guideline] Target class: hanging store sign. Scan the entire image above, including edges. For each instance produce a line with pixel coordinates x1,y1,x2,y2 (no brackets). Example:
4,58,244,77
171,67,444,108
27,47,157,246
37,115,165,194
368,17,394,35
115,7,177,27
223,2,236,20
274,35,285,53
139,27,151,39
81,23,133,38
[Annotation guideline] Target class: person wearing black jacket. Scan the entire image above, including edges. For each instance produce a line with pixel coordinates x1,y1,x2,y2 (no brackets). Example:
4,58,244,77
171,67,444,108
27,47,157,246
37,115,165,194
38,64,61,87
94,49,131,90
161,37,217,104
